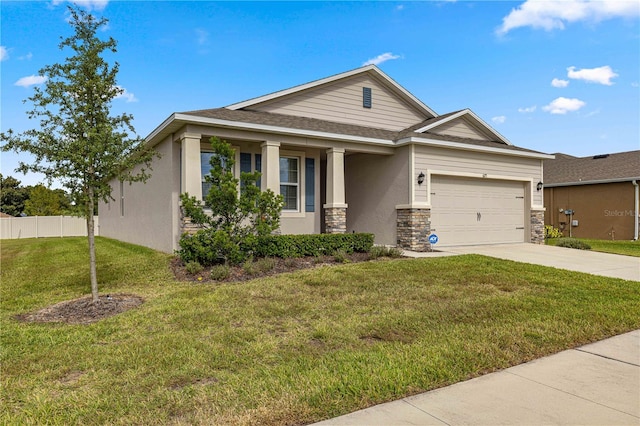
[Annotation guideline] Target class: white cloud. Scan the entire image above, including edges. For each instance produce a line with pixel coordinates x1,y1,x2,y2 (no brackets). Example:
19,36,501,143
496,0,640,35
632,82,639,88
492,116,506,124
396,5,405,11
52,0,108,11
567,65,618,85
195,29,209,46
362,52,401,66
15,75,48,87
114,86,138,103
542,97,586,114
18,52,33,61
551,78,569,88
0,46,8,61
518,105,537,113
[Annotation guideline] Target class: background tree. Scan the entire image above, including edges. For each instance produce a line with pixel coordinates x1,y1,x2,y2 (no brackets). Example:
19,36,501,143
0,174,29,217
1,6,156,302
23,185,71,216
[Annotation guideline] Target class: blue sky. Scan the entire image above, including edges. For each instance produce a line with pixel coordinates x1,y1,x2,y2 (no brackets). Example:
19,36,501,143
2,0,639,187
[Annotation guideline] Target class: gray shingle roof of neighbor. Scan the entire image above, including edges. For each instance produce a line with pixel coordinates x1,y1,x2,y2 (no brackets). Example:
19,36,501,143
544,150,640,185
181,108,547,155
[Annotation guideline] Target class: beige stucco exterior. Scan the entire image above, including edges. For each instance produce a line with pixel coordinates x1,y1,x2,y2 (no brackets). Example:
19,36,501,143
99,65,550,253
99,135,181,253
345,146,409,245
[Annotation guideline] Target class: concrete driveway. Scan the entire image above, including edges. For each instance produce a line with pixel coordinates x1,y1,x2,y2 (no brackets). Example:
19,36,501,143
444,243,640,281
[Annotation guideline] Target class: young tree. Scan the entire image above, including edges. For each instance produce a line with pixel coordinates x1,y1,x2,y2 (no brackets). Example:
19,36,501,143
1,6,156,302
179,137,283,264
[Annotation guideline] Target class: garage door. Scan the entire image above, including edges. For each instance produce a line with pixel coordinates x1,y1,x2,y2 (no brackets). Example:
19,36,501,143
430,176,525,246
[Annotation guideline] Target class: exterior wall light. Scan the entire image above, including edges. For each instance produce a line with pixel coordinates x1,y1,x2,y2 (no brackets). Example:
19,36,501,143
418,172,425,185
536,181,543,191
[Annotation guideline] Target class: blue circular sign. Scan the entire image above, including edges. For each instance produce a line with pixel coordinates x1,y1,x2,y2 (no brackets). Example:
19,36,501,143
428,234,439,244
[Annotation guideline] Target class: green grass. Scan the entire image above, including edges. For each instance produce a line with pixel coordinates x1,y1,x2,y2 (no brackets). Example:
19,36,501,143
547,238,640,257
2,237,640,425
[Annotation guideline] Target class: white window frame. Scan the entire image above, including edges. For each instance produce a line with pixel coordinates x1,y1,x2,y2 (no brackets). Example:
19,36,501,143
280,150,306,217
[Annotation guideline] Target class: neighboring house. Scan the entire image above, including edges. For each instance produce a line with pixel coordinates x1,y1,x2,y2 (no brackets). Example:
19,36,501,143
99,65,550,253
543,151,640,240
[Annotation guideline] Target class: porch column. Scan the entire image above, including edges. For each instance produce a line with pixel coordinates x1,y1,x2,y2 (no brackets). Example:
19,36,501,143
180,133,202,200
324,148,348,234
260,141,280,193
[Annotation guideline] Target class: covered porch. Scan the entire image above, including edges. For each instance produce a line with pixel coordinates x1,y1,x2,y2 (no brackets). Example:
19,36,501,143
175,124,395,237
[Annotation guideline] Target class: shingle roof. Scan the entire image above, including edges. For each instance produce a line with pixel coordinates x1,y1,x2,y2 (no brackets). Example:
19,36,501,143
181,108,546,155
182,108,398,140
544,150,640,185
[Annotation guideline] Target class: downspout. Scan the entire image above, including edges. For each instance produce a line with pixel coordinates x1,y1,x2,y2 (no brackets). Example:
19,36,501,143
633,180,639,241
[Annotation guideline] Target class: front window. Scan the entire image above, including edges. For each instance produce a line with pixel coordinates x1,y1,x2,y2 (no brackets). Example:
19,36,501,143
280,156,299,211
201,152,215,197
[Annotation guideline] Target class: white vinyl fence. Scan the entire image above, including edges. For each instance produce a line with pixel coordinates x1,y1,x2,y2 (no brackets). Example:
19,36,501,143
0,216,99,239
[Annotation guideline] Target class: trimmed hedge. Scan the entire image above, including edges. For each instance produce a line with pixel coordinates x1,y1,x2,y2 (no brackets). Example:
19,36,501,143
178,231,374,266
250,233,374,259
556,238,591,250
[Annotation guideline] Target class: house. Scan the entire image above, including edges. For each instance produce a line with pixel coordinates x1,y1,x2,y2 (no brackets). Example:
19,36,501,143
544,151,640,240
99,65,551,253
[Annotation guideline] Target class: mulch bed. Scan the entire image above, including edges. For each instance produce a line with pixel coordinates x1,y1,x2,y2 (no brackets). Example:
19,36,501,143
170,252,373,283
14,294,144,325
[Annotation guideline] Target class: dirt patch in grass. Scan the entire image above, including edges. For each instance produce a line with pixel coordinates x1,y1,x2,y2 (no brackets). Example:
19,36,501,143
170,252,374,283
15,294,144,325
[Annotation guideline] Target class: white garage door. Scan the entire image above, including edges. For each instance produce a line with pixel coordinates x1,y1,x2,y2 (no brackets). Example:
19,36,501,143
430,176,525,246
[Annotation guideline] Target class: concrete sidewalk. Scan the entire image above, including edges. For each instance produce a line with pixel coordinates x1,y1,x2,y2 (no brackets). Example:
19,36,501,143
314,330,640,425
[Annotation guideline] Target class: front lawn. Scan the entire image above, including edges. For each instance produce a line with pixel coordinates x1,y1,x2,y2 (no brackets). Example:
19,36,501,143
547,238,640,257
2,237,639,425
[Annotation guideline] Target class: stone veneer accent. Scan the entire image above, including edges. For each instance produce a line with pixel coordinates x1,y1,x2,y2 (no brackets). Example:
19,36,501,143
180,208,201,236
397,208,431,252
530,210,545,244
325,207,347,234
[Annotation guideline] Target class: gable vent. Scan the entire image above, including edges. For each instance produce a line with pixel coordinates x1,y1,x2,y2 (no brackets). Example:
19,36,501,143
363,87,372,109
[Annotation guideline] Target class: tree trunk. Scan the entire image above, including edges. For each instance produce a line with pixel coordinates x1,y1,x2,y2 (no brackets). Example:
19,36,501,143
87,188,99,303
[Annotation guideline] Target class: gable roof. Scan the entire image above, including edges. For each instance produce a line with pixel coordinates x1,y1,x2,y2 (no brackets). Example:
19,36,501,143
226,65,438,118
146,66,551,160
406,109,511,145
544,150,640,186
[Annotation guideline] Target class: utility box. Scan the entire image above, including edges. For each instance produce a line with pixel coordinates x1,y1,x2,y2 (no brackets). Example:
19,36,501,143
572,220,579,227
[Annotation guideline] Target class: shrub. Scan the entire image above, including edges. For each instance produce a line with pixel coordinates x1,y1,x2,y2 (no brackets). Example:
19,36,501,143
556,238,591,250
249,233,374,258
178,229,245,266
333,249,350,263
242,257,256,276
210,264,230,281
255,257,276,273
545,225,564,239
178,137,284,266
179,231,374,266
369,245,404,259
185,261,203,275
